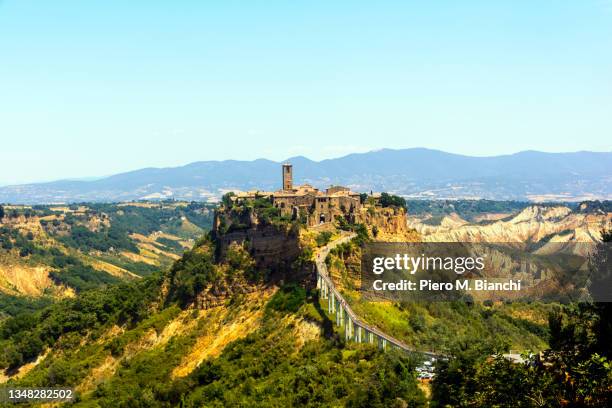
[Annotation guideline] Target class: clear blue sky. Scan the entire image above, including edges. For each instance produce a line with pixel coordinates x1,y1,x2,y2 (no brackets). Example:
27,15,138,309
1,1,611,185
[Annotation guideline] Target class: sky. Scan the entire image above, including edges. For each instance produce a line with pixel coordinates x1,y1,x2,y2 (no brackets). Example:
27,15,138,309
0,1,611,186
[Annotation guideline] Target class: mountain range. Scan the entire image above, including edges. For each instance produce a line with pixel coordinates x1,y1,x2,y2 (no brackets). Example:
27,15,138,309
1,148,611,204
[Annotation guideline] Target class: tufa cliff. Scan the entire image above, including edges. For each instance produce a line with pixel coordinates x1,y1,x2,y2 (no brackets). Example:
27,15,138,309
212,204,302,276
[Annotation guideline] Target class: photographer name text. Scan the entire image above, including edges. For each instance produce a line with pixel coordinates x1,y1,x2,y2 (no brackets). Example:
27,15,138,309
371,279,522,292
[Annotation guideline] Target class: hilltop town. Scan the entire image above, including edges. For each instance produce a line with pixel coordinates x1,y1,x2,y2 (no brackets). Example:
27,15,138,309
230,163,367,226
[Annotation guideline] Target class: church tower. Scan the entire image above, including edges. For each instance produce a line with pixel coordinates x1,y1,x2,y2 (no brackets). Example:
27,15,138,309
282,163,293,191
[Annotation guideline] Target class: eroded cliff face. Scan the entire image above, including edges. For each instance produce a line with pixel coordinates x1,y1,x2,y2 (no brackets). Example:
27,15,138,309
192,243,264,310
362,206,420,242
212,207,301,274
409,205,611,244
0,262,74,298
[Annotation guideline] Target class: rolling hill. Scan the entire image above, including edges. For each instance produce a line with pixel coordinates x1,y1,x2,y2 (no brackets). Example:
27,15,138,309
1,149,611,204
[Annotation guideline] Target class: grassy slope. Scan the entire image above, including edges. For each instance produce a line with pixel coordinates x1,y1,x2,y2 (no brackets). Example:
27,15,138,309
326,243,550,353
3,276,427,407
0,203,562,405
0,222,431,407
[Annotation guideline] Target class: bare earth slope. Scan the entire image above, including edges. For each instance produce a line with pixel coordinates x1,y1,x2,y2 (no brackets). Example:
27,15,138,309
409,205,610,243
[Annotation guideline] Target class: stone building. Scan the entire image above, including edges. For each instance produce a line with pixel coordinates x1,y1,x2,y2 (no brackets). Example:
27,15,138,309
233,163,364,226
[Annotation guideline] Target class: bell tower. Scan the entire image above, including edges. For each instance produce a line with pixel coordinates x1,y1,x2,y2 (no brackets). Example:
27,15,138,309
282,163,293,191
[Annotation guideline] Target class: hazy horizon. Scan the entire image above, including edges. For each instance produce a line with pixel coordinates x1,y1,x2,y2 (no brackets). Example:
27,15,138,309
1,147,610,188
1,1,611,185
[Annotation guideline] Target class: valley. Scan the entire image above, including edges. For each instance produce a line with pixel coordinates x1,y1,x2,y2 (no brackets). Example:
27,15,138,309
0,192,610,406
0,201,214,318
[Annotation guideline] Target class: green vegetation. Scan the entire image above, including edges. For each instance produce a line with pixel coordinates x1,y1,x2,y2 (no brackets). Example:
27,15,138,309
74,276,426,407
96,253,162,277
315,231,333,247
58,224,138,253
0,294,53,319
266,284,307,314
1,228,428,407
357,300,549,353
166,236,263,308
432,303,612,407
430,230,612,407
406,199,535,221
85,202,214,236
156,236,184,251
336,217,370,245
221,192,235,208
236,195,294,226
0,226,48,259
175,327,426,407
0,276,162,372
49,261,120,292
379,192,407,208
166,238,217,308
2,201,609,406
56,202,214,252
575,200,612,213
326,241,550,353
0,201,215,316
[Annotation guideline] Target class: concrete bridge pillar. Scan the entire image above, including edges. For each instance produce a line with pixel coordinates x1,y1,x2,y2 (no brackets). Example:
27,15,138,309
335,303,340,326
345,317,352,341
331,293,335,313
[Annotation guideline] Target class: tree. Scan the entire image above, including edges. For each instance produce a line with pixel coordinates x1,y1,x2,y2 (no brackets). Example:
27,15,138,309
380,192,407,209
371,225,379,238
432,230,612,408
588,228,612,357
0,205,4,219
222,192,236,208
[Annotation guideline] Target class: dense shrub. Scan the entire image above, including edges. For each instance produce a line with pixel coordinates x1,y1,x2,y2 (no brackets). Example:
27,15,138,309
266,284,307,314
379,192,407,208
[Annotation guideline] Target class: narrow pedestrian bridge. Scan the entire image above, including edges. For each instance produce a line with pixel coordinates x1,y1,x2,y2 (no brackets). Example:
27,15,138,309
315,233,438,359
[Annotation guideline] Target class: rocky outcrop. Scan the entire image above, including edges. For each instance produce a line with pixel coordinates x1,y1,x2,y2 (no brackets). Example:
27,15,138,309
216,225,300,272
410,205,611,244
212,207,301,274
362,206,420,242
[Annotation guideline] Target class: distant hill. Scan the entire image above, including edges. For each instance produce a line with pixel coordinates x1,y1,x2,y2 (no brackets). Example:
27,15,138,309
1,148,611,204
